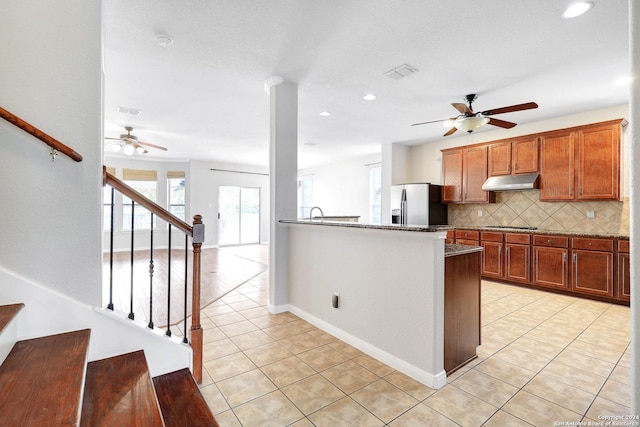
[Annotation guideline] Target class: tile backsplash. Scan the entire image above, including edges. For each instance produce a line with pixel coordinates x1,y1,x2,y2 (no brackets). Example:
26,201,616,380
448,190,629,235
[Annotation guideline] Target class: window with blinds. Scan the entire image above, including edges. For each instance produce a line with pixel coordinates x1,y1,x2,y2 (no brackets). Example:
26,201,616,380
122,168,157,230
167,171,186,221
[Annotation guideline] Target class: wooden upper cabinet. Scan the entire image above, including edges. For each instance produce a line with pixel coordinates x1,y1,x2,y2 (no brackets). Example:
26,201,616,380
512,137,540,174
442,149,463,203
463,146,491,203
488,137,539,177
540,120,622,202
540,130,576,201
487,141,511,176
578,123,620,200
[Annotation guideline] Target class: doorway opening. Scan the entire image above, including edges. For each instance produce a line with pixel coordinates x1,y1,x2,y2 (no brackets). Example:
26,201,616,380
218,186,261,246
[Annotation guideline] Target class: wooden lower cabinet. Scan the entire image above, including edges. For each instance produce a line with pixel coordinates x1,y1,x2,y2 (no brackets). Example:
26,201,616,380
444,250,481,375
617,239,630,301
533,246,569,290
481,241,503,278
571,250,614,297
505,243,531,284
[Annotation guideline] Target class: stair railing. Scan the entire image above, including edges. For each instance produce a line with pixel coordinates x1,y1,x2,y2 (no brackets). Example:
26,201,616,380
0,106,83,162
103,166,204,383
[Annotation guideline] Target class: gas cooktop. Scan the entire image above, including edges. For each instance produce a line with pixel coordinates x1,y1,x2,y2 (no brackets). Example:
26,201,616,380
488,225,538,230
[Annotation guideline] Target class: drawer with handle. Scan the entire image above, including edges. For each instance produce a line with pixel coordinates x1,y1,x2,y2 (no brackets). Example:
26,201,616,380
533,235,568,248
571,237,613,252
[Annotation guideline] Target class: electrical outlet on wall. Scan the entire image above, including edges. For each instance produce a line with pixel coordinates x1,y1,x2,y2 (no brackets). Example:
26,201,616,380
586,210,595,219
477,210,483,217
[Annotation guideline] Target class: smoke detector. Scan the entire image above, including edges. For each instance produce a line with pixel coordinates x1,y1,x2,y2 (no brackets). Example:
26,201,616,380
384,64,419,80
156,34,173,48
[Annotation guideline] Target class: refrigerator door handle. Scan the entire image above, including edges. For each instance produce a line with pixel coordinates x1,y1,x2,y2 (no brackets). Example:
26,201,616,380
401,189,407,225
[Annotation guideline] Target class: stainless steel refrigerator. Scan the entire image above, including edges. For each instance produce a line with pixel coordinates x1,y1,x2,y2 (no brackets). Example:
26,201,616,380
390,183,448,226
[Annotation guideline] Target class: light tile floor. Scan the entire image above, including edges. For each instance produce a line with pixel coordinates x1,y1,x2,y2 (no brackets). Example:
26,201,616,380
195,274,632,426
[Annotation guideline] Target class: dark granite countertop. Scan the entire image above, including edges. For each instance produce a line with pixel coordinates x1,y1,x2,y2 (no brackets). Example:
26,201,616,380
451,226,629,240
445,244,483,257
280,219,452,233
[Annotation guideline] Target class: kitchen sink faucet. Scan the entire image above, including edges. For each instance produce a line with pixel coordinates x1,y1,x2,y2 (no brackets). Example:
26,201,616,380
309,206,324,222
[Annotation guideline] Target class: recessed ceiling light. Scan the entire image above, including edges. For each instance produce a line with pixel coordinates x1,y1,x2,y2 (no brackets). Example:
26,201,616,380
363,94,376,101
117,106,142,116
304,142,317,146
319,111,331,116
562,2,593,19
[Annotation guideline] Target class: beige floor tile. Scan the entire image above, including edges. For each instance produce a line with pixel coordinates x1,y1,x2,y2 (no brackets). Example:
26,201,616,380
598,379,631,407
503,390,581,426
203,327,227,343
218,319,259,337
306,327,338,344
476,337,507,358
474,357,537,388
289,319,319,332
229,329,273,350
227,299,261,311
233,390,305,427
353,354,395,377
327,340,364,359
483,410,534,426
540,360,607,395
491,343,553,372
451,369,519,407
278,332,326,354
212,409,242,426
210,311,246,326
204,351,256,382
618,351,631,368
609,364,631,386
510,335,565,359
216,368,277,407
482,319,532,343
297,344,349,371
263,323,307,340
238,306,270,320
423,384,497,426
198,384,230,415
384,371,436,401
243,341,293,367
261,356,315,388
446,364,471,383
350,379,418,423
289,418,315,427
203,304,235,317
388,403,459,426
578,329,629,350
524,328,576,348
199,366,214,387
554,349,615,378
307,397,384,427
566,339,626,364
282,374,346,415
321,360,379,394
202,338,240,361
585,396,632,421
249,313,292,329
523,374,595,415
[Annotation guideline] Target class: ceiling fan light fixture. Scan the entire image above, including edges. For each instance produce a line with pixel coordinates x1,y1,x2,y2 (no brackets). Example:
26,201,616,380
110,144,122,153
136,146,146,155
123,144,135,156
454,116,489,133
562,2,593,19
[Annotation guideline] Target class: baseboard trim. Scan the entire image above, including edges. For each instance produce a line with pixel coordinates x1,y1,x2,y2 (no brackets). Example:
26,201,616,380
287,304,447,389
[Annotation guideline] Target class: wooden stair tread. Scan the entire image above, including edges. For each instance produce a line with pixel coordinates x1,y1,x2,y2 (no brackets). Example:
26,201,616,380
153,368,219,427
0,303,24,333
80,350,164,427
0,329,91,426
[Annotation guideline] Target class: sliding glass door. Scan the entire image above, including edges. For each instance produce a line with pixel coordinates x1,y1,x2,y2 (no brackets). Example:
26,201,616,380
218,186,260,246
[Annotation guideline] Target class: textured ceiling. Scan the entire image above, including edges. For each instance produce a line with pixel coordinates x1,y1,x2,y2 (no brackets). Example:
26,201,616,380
103,0,629,169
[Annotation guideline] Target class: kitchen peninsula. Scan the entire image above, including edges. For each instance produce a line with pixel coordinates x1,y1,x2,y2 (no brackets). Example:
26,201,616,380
280,219,481,389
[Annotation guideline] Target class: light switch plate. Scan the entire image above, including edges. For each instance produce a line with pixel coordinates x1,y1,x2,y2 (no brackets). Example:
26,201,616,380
586,210,595,219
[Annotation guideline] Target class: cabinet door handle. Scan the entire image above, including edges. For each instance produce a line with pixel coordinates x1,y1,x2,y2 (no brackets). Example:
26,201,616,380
506,247,510,256
573,253,577,263
514,163,518,171
562,253,567,262
547,239,552,244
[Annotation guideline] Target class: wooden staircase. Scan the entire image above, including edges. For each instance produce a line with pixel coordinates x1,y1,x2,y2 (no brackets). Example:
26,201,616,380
0,304,219,427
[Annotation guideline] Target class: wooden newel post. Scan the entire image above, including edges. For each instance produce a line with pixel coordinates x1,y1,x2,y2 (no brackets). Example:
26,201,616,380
191,214,204,383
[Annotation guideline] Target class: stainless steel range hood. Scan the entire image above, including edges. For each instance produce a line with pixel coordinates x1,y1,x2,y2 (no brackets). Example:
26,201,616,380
481,173,540,191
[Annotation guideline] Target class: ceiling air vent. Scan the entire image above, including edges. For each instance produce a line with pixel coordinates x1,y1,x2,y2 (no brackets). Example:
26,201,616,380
384,64,419,80
117,106,142,116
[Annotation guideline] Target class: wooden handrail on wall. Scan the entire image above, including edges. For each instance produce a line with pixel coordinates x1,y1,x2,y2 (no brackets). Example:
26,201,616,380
0,106,83,162
103,166,204,383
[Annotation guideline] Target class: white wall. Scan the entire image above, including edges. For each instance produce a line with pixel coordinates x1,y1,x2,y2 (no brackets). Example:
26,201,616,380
406,105,630,196
190,160,271,246
0,0,103,306
298,154,381,223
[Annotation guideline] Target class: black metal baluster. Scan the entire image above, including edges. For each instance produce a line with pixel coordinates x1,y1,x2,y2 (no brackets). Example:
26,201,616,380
148,212,154,329
107,186,115,310
166,224,172,337
183,234,189,344
128,200,135,320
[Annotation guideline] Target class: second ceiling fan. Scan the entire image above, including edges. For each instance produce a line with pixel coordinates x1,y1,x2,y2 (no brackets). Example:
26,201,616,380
412,94,538,137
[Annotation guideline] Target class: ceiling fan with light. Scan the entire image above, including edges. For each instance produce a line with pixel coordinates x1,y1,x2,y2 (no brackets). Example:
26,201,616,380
105,126,168,155
411,94,538,137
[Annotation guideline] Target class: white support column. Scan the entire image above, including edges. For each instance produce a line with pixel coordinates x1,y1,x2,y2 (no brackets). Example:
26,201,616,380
266,76,298,313
629,0,639,415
